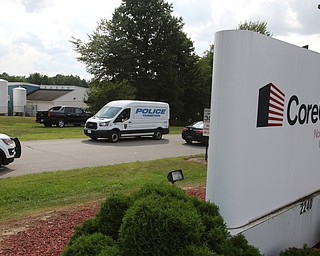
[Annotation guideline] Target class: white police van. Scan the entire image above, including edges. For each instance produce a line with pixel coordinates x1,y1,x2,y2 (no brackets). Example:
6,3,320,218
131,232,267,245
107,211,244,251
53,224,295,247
0,133,21,167
84,100,170,142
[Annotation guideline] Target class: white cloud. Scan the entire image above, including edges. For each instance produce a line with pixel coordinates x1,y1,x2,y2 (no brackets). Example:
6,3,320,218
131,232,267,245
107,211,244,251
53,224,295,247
0,0,320,80
20,0,53,13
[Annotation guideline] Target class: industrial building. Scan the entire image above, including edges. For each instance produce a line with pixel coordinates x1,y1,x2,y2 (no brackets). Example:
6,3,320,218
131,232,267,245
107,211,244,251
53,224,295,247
0,79,88,116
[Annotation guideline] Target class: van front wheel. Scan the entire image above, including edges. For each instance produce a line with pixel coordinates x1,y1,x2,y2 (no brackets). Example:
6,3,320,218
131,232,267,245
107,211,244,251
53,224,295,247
153,130,162,140
109,130,120,143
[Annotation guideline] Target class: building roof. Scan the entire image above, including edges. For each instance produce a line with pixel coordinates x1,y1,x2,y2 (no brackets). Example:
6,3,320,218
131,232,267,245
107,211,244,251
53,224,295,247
27,89,71,101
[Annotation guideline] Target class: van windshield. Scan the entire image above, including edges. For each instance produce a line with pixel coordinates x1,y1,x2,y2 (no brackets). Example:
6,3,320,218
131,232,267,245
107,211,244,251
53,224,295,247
95,106,121,118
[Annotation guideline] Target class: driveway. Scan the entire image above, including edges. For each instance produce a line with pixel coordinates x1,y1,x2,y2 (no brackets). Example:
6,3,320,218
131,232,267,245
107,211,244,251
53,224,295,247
0,135,206,178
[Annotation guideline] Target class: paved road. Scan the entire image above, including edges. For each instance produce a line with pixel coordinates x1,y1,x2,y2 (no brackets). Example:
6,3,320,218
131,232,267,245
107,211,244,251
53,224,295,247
0,135,206,178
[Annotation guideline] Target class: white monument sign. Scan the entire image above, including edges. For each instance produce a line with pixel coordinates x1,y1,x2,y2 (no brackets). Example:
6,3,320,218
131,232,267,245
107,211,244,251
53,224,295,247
206,30,320,255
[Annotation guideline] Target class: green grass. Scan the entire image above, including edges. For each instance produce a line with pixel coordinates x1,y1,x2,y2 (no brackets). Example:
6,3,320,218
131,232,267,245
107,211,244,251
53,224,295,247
169,125,183,134
0,155,206,222
0,116,86,140
0,116,189,223
0,116,182,140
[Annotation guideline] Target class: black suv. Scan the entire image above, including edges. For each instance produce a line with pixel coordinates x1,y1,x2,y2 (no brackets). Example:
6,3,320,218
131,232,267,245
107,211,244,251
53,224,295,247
36,106,92,127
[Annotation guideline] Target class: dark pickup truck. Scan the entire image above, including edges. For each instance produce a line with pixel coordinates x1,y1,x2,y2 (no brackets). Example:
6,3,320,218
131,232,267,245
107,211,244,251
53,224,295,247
36,106,92,127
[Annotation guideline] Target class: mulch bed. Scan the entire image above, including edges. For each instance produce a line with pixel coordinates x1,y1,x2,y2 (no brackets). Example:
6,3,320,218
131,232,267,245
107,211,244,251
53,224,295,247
0,187,206,256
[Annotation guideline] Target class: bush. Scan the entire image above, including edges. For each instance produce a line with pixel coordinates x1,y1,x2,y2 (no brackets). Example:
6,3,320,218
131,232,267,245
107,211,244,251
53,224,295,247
189,196,227,252
280,244,320,256
66,193,130,247
177,245,220,256
96,194,130,240
62,233,116,256
64,183,261,256
131,182,190,202
228,234,262,256
67,218,99,246
119,194,205,256
97,245,119,256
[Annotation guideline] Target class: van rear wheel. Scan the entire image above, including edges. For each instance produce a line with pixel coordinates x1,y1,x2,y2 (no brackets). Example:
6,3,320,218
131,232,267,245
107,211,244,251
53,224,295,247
153,129,162,140
109,130,120,143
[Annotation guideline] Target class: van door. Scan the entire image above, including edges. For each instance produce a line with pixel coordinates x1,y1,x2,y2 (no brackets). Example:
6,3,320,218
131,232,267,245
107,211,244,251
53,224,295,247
113,108,132,134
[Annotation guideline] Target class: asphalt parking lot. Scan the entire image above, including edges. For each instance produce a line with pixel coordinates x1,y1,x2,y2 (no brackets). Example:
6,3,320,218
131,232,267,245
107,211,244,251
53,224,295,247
0,134,206,178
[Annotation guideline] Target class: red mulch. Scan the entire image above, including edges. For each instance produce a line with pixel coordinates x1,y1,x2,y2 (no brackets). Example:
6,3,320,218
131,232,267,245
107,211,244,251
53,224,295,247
0,187,206,256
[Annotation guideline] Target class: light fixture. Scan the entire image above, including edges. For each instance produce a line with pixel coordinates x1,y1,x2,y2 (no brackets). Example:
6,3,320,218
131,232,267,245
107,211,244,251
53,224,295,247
167,170,184,184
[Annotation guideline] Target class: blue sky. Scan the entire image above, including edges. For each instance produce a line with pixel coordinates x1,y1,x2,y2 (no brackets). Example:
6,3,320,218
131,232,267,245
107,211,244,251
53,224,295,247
1,0,320,80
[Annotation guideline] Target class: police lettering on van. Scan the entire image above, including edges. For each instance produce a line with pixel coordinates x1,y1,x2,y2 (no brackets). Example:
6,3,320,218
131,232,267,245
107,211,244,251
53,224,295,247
135,108,167,118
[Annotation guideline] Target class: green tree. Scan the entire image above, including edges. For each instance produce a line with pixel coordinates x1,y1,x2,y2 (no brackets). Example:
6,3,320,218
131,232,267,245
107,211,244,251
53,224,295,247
51,74,88,87
237,21,272,36
71,0,198,122
26,72,49,84
85,80,136,113
0,72,88,86
184,45,213,123
0,72,26,82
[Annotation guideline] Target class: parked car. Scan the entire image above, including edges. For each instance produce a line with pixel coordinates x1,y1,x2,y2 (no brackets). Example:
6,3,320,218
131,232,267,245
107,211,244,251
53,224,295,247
0,133,21,167
36,106,92,127
181,121,208,144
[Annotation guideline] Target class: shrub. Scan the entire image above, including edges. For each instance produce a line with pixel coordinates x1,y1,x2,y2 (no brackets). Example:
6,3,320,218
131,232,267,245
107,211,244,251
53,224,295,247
67,194,130,246
97,245,119,256
279,244,320,256
177,244,220,256
119,193,205,256
131,182,190,202
228,234,262,256
189,196,227,251
64,183,261,256
67,217,99,246
190,195,220,217
96,194,131,240
206,226,230,254
62,233,115,256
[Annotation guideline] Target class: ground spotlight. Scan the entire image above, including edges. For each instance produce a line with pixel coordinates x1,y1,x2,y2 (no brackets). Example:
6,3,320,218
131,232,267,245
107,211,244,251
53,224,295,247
167,170,184,184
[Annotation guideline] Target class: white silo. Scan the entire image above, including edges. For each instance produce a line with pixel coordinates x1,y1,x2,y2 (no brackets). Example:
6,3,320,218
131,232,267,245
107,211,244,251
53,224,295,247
0,79,8,115
13,87,26,115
